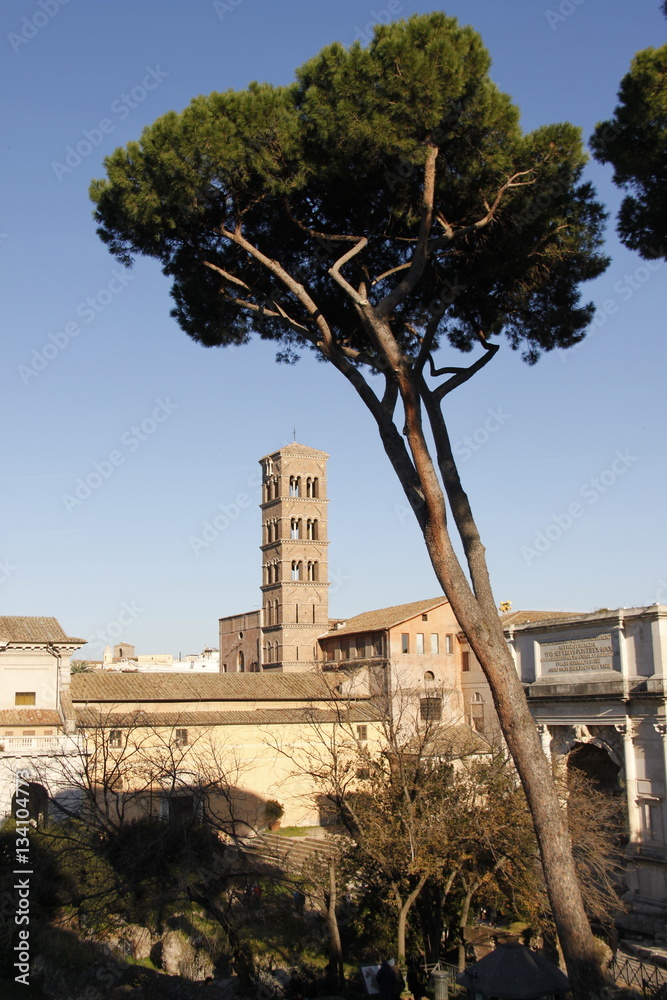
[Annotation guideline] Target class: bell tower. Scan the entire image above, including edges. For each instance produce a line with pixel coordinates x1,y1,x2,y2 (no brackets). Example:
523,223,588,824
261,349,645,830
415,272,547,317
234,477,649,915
259,443,329,671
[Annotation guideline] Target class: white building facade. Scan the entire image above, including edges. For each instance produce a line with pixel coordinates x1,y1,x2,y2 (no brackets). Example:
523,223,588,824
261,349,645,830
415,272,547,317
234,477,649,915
506,605,667,934
0,617,85,823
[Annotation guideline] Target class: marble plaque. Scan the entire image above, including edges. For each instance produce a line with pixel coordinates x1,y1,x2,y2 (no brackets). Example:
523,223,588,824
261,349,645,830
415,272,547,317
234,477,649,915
540,633,613,673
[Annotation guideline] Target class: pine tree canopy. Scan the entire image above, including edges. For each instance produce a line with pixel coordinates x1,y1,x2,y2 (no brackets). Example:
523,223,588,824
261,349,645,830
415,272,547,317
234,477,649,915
90,12,608,368
591,42,667,261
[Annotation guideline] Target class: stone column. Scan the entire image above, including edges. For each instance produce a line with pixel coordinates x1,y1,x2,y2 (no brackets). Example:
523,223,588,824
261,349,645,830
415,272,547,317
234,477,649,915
536,723,551,759
615,720,640,844
653,721,667,845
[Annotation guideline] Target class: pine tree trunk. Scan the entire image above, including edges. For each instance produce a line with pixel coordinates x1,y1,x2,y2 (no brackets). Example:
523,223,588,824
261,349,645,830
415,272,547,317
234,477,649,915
351,355,607,1000
326,858,345,981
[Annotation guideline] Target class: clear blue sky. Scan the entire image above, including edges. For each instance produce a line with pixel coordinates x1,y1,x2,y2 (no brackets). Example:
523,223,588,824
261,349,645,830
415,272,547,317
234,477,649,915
1,0,665,659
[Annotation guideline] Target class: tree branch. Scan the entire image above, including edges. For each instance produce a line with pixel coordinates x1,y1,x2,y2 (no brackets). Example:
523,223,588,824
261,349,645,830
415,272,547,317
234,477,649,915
429,168,536,251
328,238,370,306
377,144,439,319
432,336,499,402
220,223,334,351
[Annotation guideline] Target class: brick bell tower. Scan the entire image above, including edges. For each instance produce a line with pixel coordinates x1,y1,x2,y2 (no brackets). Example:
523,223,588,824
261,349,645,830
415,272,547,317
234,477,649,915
259,443,329,671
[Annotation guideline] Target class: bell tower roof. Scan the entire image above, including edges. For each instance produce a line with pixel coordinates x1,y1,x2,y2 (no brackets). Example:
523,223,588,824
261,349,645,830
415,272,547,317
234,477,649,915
259,442,329,462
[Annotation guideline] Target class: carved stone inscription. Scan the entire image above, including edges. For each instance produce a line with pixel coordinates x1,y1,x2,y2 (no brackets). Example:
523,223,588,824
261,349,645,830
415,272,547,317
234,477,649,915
541,633,613,673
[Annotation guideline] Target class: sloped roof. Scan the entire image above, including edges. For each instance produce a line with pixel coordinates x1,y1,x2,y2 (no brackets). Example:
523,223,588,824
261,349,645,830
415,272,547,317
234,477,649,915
259,442,329,461
74,704,384,728
457,943,570,998
500,610,580,627
0,616,85,644
0,710,62,727
322,597,448,639
70,671,350,704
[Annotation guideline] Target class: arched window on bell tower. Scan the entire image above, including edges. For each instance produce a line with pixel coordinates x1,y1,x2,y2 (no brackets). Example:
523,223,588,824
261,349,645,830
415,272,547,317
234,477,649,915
289,476,301,497
306,518,318,540
291,518,301,539
307,561,318,581
306,476,319,498
291,560,302,581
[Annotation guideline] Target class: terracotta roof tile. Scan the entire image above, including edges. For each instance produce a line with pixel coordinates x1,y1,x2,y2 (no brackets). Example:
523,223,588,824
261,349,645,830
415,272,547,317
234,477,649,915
500,610,581,627
259,442,329,461
0,616,85,644
74,705,384,728
322,597,448,638
70,671,349,704
0,710,62,727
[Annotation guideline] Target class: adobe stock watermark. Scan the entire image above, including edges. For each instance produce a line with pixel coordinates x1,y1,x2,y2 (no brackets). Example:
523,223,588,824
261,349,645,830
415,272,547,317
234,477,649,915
51,65,169,182
0,558,17,585
189,470,262,555
7,0,71,54
18,268,135,385
545,0,587,31
453,407,510,462
353,0,405,45
560,255,664,363
61,397,178,513
13,769,32,987
213,0,245,20
329,566,351,596
85,601,144,652
522,449,638,566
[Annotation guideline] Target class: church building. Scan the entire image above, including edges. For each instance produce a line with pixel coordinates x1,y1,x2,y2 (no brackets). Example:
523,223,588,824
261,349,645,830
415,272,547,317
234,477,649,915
219,442,330,673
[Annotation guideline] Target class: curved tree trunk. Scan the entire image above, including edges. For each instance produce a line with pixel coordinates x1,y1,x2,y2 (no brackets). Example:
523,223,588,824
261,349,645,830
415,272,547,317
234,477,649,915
457,882,477,974
326,858,345,982
396,874,429,962
332,339,606,1000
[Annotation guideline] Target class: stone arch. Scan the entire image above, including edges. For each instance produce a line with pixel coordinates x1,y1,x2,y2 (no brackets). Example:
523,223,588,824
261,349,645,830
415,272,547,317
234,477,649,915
567,741,621,792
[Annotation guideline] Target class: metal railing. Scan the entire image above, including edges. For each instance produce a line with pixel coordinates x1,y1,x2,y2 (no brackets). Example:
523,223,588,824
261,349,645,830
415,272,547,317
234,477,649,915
426,961,464,997
610,954,667,997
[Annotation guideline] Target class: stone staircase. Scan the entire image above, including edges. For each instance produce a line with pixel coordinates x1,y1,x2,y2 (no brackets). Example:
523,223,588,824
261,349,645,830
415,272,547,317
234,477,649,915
238,831,344,876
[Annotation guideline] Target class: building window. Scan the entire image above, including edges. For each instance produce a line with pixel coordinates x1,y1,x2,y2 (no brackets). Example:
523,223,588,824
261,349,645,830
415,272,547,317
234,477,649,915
639,800,661,842
326,646,335,662
424,671,435,683
289,476,301,497
420,697,442,722
372,636,382,657
15,693,36,706
355,636,365,658
401,634,409,654
445,634,453,655
307,518,318,540
416,633,425,654
306,477,319,498
462,651,470,672
174,729,189,747
238,651,245,672
291,560,302,581
307,560,318,581
431,633,439,655
356,725,368,742
422,613,428,621
291,518,301,539
109,730,122,748
470,692,485,732
274,599,280,624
